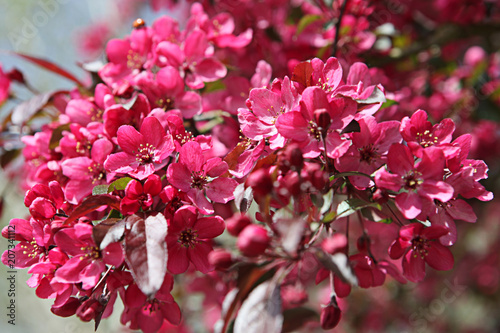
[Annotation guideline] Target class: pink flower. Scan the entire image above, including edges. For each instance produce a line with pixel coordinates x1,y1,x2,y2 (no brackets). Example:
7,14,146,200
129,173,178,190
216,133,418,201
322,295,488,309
165,205,225,274
335,116,401,188
167,141,237,214
276,86,356,158
238,76,299,150
135,67,202,118
104,116,175,180
155,29,227,89
62,138,115,204
120,174,162,215
98,27,153,91
53,222,123,290
374,144,454,219
0,64,11,104
121,275,181,333
389,223,454,282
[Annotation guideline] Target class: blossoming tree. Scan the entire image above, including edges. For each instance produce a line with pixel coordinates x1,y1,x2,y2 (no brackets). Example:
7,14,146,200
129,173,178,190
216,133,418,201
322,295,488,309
1,0,499,332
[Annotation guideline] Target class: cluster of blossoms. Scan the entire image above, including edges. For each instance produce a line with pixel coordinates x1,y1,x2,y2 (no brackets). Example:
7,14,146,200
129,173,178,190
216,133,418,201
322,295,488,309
1,1,498,332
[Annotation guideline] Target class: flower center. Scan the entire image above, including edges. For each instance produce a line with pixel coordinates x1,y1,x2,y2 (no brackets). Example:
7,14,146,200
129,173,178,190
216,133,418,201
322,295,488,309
191,172,208,189
80,246,101,260
178,228,198,248
135,143,157,164
416,130,438,148
20,238,44,259
411,236,430,259
88,163,105,184
126,49,143,69
359,144,379,163
308,121,322,141
403,171,423,190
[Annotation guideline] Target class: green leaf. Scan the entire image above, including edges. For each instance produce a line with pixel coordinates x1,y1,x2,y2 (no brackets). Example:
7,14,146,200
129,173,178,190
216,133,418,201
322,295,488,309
108,177,133,192
92,184,109,196
361,208,392,224
335,198,382,219
203,80,226,93
329,171,373,182
380,98,399,110
296,14,322,35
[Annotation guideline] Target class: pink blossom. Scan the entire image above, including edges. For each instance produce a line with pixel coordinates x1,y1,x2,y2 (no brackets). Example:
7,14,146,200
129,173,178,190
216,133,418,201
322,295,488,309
167,141,237,214
389,223,454,282
374,144,454,219
276,86,356,158
104,116,175,180
62,138,115,204
165,205,225,274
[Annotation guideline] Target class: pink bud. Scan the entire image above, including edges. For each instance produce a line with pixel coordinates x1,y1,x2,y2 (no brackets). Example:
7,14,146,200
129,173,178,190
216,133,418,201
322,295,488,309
208,249,234,271
226,213,252,236
464,46,486,67
237,224,270,257
320,304,341,330
246,168,273,197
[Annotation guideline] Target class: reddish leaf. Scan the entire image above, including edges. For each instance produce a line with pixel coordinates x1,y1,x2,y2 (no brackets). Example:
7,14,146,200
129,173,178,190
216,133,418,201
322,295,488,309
49,123,71,149
13,52,86,86
64,194,121,225
92,218,123,248
0,148,21,168
124,213,168,298
223,143,247,175
222,265,270,332
291,62,313,88
10,91,56,126
314,249,358,285
233,280,283,333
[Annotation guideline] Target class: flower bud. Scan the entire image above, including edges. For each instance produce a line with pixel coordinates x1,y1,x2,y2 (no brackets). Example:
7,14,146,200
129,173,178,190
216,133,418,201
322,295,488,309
357,234,371,253
237,225,270,257
7,68,25,84
76,298,104,322
226,213,252,236
320,304,341,330
314,108,331,135
246,168,273,197
208,249,234,271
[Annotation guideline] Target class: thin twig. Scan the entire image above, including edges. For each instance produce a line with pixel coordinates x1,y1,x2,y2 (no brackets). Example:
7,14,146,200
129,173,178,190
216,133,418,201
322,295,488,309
332,0,349,57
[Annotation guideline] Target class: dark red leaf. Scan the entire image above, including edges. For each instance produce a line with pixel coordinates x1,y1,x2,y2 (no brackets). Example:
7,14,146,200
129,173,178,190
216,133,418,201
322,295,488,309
291,62,313,88
10,91,57,126
49,123,71,149
92,218,123,248
13,52,86,86
64,194,121,225
124,213,168,298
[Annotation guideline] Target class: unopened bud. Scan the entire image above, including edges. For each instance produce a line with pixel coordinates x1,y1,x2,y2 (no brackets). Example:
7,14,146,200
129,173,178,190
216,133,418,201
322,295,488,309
237,224,270,257
314,108,331,135
357,234,371,253
226,213,252,236
208,249,234,271
246,168,273,197
320,304,341,330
